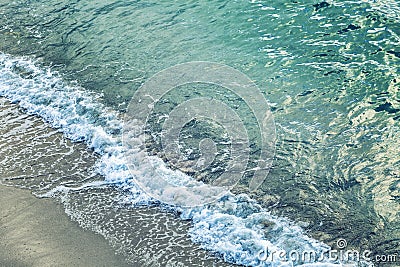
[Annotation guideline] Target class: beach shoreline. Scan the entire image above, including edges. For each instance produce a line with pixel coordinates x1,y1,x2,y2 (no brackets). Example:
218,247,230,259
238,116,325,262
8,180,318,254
0,184,131,267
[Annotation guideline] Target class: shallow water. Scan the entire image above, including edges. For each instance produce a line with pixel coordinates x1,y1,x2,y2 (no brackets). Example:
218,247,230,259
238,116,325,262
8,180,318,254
0,97,233,266
0,0,399,266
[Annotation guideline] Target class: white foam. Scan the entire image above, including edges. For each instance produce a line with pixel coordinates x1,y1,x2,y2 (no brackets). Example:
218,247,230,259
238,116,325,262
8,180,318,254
0,52,351,266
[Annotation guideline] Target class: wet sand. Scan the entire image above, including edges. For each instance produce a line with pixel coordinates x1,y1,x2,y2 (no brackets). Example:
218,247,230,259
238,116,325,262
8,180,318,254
0,98,234,267
0,98,131,266
0,184,132,267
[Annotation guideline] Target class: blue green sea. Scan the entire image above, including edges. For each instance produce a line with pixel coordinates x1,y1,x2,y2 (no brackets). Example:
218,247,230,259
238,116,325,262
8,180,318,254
0,0,399,266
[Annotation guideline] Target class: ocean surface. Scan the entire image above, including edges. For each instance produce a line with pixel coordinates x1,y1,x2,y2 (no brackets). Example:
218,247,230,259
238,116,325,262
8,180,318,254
0,0,399,266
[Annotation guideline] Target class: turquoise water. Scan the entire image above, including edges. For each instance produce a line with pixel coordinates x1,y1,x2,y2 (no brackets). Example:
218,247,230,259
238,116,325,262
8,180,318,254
0,0,399,266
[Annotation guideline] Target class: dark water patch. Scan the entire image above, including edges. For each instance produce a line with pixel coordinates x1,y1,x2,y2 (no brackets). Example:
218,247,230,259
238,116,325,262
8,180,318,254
338,24,361,34
374,102,400,114
387,50,400,58
313,2,330,12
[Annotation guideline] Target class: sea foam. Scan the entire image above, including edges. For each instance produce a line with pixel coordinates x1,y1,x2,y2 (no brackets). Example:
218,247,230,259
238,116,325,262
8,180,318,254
0,52,352,267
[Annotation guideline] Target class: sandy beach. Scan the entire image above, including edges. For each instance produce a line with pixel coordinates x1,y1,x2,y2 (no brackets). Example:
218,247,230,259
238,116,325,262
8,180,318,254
0,98,131,266
0,184,132,267
0,98,235,267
